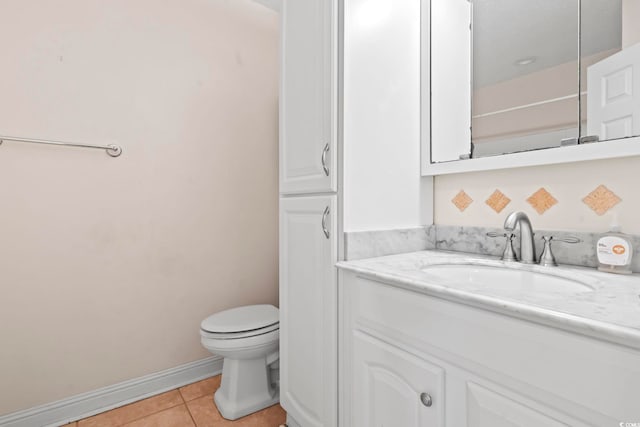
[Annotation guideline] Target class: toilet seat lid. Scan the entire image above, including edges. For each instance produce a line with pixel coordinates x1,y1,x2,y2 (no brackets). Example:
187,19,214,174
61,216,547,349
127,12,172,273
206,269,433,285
201,304,279,333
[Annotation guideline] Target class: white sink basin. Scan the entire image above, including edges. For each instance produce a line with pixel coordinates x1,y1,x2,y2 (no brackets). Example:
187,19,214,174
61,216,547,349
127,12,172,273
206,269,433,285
421,264,594,294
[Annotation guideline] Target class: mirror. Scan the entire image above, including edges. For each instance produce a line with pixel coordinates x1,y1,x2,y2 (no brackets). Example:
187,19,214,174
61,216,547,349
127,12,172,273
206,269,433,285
430,0,640,163
472,0,580,158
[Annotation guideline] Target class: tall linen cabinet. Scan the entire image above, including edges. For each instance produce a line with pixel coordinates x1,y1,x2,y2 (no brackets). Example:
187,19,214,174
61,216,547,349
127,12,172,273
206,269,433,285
278,0,340,426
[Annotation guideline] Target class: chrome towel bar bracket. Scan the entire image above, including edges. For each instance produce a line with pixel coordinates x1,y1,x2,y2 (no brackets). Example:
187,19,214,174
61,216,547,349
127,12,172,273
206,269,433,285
0,135,122,157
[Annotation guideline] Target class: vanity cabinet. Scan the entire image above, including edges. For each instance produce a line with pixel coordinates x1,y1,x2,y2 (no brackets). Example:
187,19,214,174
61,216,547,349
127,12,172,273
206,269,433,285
339,270,640,426
279,0,337,195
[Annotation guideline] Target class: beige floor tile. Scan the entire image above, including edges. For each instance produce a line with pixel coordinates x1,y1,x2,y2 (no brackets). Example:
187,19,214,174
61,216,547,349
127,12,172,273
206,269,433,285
179,376,221,402
186,396,286,427
185,395,232,427
123,405,195,427
232,404,286,427
77,390,184,427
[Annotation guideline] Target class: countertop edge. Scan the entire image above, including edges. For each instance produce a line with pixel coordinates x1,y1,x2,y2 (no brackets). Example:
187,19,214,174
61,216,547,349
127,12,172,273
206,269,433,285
336,261,640,352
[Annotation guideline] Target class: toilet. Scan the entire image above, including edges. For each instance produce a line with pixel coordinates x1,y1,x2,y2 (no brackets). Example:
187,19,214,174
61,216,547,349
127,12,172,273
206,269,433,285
200,304,280,420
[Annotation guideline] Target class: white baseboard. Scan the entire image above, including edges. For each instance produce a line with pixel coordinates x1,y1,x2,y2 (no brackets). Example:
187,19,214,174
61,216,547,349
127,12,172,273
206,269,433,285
0,356,223,427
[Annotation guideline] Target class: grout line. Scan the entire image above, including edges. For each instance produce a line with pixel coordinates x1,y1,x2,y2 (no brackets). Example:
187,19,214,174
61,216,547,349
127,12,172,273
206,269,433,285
78,390,186,427
182,374,221,403
118,398,187,427
177,387,186,403
129,391,185,424
79,378,215,427
119,404,187,427
184,402,199,427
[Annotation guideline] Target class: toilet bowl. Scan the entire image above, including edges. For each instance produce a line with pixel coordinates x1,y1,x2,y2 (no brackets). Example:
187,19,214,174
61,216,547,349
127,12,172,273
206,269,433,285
200,304,280,420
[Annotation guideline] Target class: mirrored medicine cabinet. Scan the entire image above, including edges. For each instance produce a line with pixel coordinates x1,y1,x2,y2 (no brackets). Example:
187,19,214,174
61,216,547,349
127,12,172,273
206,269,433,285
423,0,640,175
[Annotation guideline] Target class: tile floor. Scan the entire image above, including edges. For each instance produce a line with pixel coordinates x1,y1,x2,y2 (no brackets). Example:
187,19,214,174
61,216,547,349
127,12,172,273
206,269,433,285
64,375,286,427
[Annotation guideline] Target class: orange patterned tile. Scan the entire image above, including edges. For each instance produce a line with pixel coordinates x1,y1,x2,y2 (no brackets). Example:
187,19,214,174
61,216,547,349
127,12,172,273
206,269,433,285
582,184,621,216
526,188,557,215
451,190,473,212
78,390,184,427
186,395,233,427
485,189,511,213
234,404,286,427
123,405,195,427
186,395,286,427
77,378,286,427
179,376,221,402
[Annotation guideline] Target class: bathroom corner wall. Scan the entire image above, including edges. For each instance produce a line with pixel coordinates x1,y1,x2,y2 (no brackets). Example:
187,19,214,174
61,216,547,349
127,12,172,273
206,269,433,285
0,0,279,415
434,156,640,235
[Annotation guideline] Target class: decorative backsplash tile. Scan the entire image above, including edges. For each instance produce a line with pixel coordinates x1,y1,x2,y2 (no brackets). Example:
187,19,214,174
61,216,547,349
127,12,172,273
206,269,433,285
448,184,624,220
485,189,511,213
452,190,473,212
582,185,621,216
526,187,558,215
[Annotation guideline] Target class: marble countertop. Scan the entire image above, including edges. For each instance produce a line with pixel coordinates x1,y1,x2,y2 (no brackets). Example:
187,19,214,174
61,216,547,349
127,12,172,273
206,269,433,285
337,250,640,350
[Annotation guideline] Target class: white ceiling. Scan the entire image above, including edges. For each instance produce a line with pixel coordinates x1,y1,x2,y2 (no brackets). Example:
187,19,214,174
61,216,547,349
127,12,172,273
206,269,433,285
473,0,622,87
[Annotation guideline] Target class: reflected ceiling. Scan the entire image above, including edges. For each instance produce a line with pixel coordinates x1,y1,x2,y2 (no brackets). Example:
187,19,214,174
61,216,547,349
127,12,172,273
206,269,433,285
473,0,622,87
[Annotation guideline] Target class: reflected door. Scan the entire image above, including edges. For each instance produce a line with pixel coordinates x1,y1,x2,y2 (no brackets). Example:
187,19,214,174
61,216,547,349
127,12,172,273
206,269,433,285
587,42,640,140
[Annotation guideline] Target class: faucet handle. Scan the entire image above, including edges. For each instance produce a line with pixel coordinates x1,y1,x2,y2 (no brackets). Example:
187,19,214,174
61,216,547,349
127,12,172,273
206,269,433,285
540,235,581,244
486,231,505,238
551,236,581,244
539,235,581,267
487,232,518,262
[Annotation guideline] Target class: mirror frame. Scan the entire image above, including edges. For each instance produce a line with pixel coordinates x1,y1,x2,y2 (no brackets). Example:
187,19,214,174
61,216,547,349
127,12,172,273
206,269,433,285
420,0,640,176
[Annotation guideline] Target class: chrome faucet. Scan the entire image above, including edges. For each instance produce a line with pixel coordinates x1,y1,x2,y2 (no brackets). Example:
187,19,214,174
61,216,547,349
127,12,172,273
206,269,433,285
504,211,536,264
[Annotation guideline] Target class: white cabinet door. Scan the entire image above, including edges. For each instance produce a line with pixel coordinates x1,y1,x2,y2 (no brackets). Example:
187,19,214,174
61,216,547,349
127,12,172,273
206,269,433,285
465,382,575,427
279,195,337,427
280,0,336,195
351,331,444,427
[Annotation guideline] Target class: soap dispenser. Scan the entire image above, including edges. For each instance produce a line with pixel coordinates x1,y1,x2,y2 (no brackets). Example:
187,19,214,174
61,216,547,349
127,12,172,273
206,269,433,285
597,215,633,275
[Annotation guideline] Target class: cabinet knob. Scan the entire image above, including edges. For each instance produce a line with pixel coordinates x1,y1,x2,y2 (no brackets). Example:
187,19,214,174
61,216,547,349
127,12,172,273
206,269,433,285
420,392,433,407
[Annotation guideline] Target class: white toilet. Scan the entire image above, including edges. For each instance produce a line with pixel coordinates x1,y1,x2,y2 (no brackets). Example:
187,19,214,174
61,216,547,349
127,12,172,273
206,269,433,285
200,304,280,420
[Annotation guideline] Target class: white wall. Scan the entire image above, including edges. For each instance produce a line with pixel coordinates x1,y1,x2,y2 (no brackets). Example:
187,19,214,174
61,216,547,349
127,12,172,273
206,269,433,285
343,0,433,232
0,0,279,415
